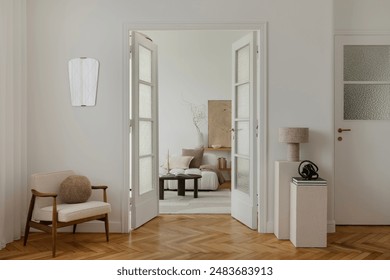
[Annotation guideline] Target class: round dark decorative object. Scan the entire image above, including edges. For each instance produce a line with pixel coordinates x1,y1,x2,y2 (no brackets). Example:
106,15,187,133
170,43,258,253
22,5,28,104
298,160,319,180
59,175,92,204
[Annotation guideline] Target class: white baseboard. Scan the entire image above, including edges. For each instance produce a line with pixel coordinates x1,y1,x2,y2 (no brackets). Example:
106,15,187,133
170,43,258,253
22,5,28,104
327,220,336,233
268,220,336,234
266,221,274,233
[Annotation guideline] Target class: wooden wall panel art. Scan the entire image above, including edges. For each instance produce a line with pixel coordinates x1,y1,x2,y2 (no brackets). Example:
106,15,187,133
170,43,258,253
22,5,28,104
208,100,231,148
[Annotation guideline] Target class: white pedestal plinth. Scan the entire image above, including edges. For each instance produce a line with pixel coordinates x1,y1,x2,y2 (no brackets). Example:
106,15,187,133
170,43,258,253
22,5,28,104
290,182,327,247
274,161,300,239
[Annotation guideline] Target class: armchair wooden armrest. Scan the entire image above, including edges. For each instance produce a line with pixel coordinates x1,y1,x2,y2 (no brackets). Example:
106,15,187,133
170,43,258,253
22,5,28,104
31,189,57,198
92,185,108,190
92,185,108,202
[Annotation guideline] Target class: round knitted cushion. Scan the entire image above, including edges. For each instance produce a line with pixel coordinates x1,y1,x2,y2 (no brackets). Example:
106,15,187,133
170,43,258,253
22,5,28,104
59,175,92,204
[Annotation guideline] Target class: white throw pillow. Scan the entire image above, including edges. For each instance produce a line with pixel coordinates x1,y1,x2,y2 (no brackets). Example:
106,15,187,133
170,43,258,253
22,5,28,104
162,156,194,169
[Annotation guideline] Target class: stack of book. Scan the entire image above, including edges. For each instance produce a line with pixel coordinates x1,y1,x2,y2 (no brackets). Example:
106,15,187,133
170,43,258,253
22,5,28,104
292,177,327,186
160,173,190,178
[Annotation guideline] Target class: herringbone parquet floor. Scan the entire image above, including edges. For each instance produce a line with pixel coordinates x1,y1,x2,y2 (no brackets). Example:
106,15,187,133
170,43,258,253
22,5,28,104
1,214,390,260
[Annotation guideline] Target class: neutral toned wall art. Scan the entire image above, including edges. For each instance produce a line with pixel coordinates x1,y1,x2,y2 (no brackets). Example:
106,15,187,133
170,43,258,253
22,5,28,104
208,100,231,148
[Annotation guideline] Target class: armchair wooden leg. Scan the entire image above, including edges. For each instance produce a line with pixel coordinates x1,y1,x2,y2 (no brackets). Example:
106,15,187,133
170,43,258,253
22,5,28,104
52,226,57,258
73,224,77,234
104,214,109,242
51,197,58,257
24,195,36,246
23,223,30,246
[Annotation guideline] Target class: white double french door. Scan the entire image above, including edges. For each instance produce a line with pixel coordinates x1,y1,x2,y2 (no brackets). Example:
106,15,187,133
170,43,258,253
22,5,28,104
130,32,159,229
127,29,262,232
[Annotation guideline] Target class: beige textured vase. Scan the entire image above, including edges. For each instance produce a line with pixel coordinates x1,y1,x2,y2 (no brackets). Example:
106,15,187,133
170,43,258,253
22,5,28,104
197,132,204,148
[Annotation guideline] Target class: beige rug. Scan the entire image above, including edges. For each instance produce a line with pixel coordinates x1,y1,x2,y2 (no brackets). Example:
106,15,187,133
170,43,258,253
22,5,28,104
159,189,231,214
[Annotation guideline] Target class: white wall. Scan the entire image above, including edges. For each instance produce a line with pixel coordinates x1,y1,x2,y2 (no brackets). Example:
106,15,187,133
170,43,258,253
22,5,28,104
258,0,334,231
26,0,334,233
143,30,247,165
335,0,390,31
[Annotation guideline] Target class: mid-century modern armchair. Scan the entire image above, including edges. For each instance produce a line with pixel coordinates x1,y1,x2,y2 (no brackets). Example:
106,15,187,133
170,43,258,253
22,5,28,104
23,170,111,257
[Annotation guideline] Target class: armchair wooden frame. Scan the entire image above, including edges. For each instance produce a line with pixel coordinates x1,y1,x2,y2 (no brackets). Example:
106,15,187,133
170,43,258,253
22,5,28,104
23,185,109,257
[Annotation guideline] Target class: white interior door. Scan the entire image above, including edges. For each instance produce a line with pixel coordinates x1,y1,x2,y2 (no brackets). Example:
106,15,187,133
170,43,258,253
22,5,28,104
130,31,159,229
335,35,390,224
231,32,258,229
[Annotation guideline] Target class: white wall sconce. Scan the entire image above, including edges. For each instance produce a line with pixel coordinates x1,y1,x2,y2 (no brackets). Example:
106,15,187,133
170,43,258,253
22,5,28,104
68,57,99,106
279,127,309,161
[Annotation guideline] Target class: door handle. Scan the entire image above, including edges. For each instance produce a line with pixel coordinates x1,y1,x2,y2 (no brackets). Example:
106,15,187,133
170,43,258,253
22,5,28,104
338,128,351,133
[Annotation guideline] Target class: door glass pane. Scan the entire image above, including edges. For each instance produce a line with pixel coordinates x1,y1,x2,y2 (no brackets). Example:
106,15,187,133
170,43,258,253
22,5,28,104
344,45,390,81
129,56,132,119
236,45,250,83
235,157,249,194
236,83,249,118
139,45,152,83
139,84,152,118
236,121,249,156
344,84,390,120
139,121,152,155
139,157,153,195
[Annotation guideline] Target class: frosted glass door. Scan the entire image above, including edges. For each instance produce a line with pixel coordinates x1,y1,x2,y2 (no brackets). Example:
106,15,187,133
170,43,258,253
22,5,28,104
130,31,159,229
344,45,390,120
231,32,257,230
335,35,390,225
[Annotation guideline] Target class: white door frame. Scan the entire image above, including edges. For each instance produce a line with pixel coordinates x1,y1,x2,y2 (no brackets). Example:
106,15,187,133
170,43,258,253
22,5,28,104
121,22,268,233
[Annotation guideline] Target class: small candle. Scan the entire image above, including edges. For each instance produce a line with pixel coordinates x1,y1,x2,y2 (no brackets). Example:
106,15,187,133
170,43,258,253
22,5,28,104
167,149,170,173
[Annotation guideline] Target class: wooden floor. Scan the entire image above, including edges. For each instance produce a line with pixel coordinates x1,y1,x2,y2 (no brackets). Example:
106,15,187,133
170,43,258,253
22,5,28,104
1,214,390,260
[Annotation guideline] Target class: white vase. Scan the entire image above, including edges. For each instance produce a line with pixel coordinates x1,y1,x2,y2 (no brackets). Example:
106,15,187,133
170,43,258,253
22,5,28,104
197,132,204,148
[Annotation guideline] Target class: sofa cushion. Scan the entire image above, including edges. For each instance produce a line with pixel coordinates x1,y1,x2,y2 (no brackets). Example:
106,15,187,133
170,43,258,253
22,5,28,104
182,148,204,168
162,155,194,169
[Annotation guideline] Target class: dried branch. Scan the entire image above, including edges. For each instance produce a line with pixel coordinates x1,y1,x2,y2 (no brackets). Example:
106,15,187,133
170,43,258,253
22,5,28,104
190,103,207,133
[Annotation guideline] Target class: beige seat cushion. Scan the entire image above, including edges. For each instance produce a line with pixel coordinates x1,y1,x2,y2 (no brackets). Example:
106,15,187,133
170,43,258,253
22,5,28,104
33,201,111,223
